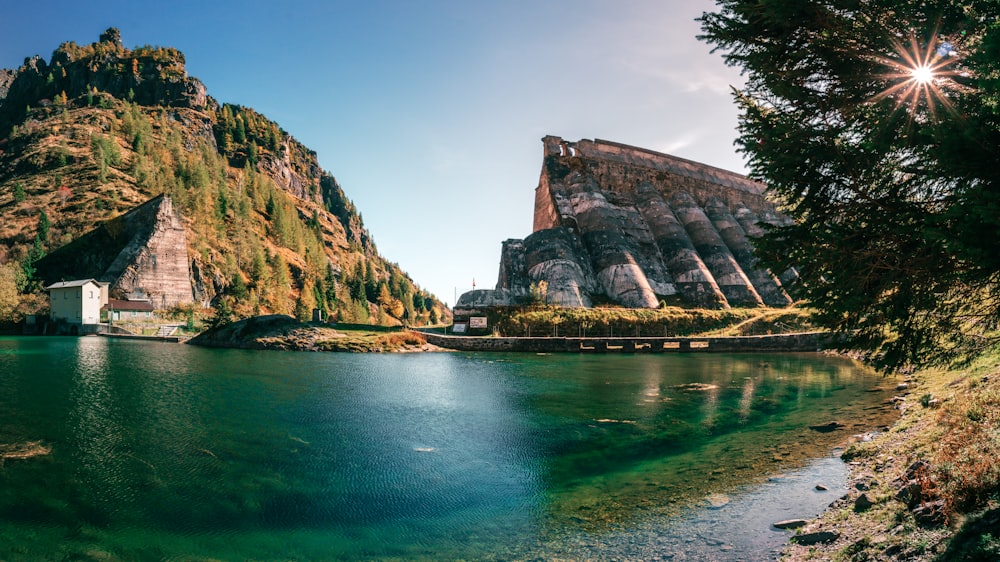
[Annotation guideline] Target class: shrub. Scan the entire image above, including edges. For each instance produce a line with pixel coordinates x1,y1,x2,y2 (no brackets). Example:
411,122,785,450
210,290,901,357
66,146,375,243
934,381,1000,515
377,331,425,349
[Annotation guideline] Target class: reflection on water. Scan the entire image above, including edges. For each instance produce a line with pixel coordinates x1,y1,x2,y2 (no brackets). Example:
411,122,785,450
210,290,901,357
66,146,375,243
0,338,897,560
738,376,756,422
69,337,129,526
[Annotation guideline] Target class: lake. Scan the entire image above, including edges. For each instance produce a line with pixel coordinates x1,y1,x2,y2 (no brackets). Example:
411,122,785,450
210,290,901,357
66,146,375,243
0,336,897,560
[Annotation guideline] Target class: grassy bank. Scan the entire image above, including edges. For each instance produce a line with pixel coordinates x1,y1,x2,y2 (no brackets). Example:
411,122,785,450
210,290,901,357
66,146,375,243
489,306,816,338
783,349,1000,561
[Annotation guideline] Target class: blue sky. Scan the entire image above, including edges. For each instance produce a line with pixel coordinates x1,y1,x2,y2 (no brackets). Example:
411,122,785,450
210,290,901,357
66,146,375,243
1,0,746,305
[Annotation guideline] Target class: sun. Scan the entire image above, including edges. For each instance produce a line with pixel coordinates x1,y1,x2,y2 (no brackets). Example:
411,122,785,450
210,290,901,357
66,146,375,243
910,64,935,84
871,33,962,119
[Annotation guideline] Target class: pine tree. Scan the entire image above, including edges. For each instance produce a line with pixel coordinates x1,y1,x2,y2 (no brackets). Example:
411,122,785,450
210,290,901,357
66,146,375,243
216,190,228,221
36,211,50,243
234,116,246,144
272,252,290,290
250,243,269,286
700,0,1000,369
209,297,235,328
0,263,22,322
364,260,378,303
376,283,393,309
325,263,338,307
230,273,248,300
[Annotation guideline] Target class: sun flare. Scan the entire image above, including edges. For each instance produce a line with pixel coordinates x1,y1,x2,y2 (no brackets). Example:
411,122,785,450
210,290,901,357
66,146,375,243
871,33,963,119
910,64,935,84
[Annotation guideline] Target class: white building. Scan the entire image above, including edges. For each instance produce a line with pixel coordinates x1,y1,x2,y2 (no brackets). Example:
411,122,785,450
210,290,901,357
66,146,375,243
45,279,107,325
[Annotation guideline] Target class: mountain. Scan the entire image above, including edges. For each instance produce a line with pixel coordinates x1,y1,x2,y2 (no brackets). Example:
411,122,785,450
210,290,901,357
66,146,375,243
0,28,449,326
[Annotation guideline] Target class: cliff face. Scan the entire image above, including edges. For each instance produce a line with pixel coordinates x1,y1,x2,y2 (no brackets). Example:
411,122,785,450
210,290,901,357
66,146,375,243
457,136,794,311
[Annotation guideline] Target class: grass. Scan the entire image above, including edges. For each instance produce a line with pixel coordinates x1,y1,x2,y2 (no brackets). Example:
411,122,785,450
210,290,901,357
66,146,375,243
491,305,817,338
316,327,429,352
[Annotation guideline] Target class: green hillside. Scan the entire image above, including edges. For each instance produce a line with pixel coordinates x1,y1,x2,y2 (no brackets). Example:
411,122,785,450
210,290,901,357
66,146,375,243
0,28,449,327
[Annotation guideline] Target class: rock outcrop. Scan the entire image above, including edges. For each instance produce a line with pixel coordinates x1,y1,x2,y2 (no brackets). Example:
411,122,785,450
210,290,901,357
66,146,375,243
0,28,208,136
458,136,794,311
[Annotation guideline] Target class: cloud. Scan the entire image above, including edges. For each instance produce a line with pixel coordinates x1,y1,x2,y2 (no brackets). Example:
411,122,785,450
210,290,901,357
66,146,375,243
594,1,745,95
656,134,700,155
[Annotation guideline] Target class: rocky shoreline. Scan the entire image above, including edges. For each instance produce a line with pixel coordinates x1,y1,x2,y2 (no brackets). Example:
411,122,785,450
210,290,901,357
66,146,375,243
782,355,1000,560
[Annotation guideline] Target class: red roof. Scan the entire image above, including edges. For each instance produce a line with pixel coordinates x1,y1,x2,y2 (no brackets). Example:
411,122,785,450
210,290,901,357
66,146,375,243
106,299,155,312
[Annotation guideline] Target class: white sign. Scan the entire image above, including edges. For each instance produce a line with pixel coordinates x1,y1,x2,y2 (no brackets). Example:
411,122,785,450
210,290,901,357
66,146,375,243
452,323,467,333
469,317,488,329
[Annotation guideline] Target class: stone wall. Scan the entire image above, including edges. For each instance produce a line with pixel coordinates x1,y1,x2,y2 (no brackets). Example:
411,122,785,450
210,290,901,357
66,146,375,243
469,135,794,310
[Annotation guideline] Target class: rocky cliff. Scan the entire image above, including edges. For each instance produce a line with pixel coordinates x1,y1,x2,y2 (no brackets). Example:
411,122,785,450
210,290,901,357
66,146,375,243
458,136,794,311
0,28,207,137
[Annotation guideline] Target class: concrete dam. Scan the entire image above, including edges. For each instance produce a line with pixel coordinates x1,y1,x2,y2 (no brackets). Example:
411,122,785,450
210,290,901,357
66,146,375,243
459,136,795,311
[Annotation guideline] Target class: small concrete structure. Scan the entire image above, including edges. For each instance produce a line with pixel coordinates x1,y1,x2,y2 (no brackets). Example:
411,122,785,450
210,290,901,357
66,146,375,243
45,279,106,325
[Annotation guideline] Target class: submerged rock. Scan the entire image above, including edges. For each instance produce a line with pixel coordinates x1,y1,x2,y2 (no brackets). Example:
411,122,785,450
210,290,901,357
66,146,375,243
809,421,845,432
703,493,731,509
0,440,51,464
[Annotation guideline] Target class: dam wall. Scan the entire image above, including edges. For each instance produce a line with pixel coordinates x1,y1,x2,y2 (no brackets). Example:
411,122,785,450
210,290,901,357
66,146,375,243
459,135,794,313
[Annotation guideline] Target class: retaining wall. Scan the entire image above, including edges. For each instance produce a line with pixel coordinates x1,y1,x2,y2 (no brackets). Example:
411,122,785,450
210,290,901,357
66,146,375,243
419,330,832,353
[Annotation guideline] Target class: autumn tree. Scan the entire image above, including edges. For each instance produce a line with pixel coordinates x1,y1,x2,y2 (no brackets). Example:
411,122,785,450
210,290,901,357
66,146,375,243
0,263,22,322
700,0,1000,369
295,278,317,322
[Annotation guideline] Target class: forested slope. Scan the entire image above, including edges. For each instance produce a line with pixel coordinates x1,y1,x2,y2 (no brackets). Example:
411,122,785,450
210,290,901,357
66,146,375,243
0,28,448,326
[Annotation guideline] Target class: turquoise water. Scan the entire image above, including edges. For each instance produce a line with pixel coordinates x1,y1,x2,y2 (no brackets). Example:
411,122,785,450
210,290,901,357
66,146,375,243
0,337,896,560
